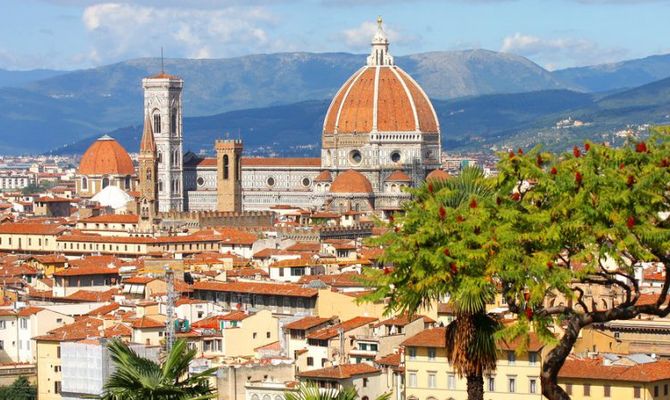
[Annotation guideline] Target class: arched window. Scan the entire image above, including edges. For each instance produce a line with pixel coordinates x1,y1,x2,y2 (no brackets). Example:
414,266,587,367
157,151,162,164
158,180,163,192
124,175,131,189
102,177,110,188
170,108,176,135
235,154,241,181
153,113,161,133
174,149,179,167
81,177,88,190
223,155,229,180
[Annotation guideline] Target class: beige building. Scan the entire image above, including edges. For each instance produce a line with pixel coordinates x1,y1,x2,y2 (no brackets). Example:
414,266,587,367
0,223,64,253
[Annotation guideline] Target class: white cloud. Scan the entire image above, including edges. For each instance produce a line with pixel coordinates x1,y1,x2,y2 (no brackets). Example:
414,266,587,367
79,2,279,64
338,20,418,51
500,32,628,69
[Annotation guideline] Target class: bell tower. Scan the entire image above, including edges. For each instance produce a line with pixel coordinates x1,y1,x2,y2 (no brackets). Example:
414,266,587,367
138,113,157,231
215,140,243,212
142,71,184,212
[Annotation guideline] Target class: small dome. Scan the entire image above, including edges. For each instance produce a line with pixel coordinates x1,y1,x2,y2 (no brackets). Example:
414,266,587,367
426,169,450,182
79,135,134,176
386,170,412,182
330,170,373,194
91,185,133,210
314,170,333,183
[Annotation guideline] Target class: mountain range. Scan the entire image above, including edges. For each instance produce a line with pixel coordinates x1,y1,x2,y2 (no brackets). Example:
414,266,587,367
3,49,670,154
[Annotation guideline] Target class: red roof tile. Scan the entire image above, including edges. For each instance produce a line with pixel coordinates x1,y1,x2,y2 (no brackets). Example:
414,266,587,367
131,316,164,329
559,357,670,382
193,281,317,298
307,316,377,340
284,316,334,331
298,363,380,379
241,158,321,167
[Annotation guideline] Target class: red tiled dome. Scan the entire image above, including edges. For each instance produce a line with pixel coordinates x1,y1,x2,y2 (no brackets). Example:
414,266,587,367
330,170,373,194
386,170,411,182
426,169,450,181
323,66,439,135
79,135,134,176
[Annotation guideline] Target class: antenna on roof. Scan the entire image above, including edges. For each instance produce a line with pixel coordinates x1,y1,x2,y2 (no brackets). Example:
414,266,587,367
161,47,164,74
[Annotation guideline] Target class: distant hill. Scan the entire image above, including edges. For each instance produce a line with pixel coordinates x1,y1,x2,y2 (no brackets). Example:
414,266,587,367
0,50,574,154
49,89,596,156
0,68,64,88
553,53,670,93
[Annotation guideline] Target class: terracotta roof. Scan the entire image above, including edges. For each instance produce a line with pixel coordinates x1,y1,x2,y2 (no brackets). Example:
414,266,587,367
377,313,435,327
54,260,120,276
376,352,401,367
36,317,103,342
323,65,438,135
78,136,134,176
193,281,318,298
402,327,446,348
65,288,118,302
80,214,139,224
386,170,412,182
184,157,216,168
16,306,44,316
87,302,120,316
314,170,333,182
104,323,132,338
286,242,322,252
0,223,64,235
123,276,155,284
284,316,334,331
32,254,67,263
559,357,670,382
298,273,368,288
298,363,380,379
148,72,180,80
426,169,450,182
241,158,321,167
330,170,373,194
35,196,71,203
131,316,164,329
497,333,544,352
255,341,280,352
307,316,378,340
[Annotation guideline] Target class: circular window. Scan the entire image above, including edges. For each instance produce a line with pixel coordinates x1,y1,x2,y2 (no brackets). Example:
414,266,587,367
390,151,401,163
196,177,204,186
267,177,275,187
302,177,311,187
349,150,362,165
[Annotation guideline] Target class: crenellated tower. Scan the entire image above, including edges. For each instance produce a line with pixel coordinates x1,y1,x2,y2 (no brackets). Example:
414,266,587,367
142,72,184,212
215,140,243,212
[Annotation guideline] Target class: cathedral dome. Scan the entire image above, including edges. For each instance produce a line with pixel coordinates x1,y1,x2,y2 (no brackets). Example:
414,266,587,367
322,18,439,136
330,170,374,194
426,169,450,182
79,135,134,176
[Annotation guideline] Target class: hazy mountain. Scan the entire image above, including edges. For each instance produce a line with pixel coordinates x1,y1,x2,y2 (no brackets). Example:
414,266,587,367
49,89,596,156
0,68,65,88
553,53,670,93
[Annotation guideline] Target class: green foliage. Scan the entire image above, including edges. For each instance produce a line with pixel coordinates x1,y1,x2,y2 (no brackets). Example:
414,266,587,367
284,383,390,400
0,377,36,400
102,339,216,400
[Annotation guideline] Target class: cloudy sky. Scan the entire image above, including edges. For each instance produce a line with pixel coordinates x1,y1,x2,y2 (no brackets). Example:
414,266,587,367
1,0,669,71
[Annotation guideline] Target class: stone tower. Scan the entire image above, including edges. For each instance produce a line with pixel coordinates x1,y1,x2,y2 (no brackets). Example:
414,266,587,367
138,113,157,231
215,140,243,212
142,72,184,212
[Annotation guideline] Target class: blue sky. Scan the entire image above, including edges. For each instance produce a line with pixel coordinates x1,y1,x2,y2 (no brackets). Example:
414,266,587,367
1,0,670,71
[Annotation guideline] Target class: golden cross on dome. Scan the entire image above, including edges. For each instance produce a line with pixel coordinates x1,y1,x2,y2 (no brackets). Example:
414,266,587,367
377,16,383,28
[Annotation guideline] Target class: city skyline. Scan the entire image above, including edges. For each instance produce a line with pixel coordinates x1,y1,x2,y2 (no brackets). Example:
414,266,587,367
2,0,670,71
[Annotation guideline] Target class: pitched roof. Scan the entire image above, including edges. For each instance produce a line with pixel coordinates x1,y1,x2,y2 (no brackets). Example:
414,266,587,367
0,223,64,235
16,306,44,317
377,313,435,327
559,357,670,382
402,327,446,348
140,112,156,153
284,316,334,331
35,317,104,342
80,214,139,224
193,281,318,298
386,170,412,182
298,363,380,379
241,158,321,167
131,316,164,329
307,316,378,340
376,352,401,367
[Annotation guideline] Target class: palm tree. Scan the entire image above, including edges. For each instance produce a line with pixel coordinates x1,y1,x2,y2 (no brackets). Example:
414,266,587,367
435,167,500,400
102,339,216,400
285,383,390,400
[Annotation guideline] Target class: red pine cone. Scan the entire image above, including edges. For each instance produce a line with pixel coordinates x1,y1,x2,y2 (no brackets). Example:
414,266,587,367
584,143,591,151
627,216,635,229
443,248,450,257
627,175,635,187
525,307,534,320
575,171,583,184
383,267,391,275
619,163,625,170
550,167,558,175
546,261,554,270
428,183,434,193
511,192,521,201
469,199,478,209
573,146,581,158
662,159,670,168
509,151,516,159
636,141,648,153
450,263,458,275
456,215,464,223
439,206,447,220
517,148,524,155
394,226,400,233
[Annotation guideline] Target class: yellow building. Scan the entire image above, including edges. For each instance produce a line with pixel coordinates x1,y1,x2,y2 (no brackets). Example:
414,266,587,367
0,223,64,253
402,327,545,400
558,355,670,400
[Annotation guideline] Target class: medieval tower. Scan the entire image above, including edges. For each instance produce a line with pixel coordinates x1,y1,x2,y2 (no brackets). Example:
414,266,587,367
142,72,184,212
215,140,243,212
138,113,158,231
